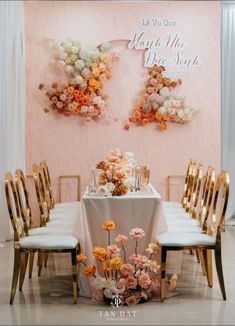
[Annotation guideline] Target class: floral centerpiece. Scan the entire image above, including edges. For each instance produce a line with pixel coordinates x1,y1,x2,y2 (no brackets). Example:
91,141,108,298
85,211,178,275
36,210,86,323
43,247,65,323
126,65,199,131
77,220,177,306
39,39,118,120
95,148,137,196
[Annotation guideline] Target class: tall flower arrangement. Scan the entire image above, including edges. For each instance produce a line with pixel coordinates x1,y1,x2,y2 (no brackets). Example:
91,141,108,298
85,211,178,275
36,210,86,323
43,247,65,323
39,39,118,120
127,65,199,131
77,220,177,306
95,148,137,196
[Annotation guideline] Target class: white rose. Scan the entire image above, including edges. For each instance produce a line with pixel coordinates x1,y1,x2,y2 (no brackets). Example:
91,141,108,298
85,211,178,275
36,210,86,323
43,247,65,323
158,106,167,115
71,46,79,54
75,75,83,85
65,65,74,73
75,59,85,71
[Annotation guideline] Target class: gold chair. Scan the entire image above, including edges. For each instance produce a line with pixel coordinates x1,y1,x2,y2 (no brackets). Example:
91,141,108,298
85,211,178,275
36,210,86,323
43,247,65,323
5,172,80,304
158,170,229,301
40,160,81,210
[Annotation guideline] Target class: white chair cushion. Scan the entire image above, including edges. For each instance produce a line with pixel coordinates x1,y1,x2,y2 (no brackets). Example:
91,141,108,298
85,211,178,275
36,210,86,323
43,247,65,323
29,226,73,236
46,219,75,229
167,224,202,233
157,232,216,247
165,212,191,219
55,201,80,208
20,234,78,250
163,201,182,208
167,218,199,226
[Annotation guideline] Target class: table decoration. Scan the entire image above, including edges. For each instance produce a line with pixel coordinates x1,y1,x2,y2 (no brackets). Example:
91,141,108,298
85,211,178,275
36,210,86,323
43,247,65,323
38,39,118,120
76,220,177,306
94,148,150,196
126,65,199,131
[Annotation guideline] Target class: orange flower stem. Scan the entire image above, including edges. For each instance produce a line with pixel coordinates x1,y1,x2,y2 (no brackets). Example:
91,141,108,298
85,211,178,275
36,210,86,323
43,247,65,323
122,244,127,264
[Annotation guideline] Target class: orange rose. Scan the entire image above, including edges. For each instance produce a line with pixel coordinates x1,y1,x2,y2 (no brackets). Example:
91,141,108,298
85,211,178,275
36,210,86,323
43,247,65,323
102,260,111,273
133,110,142,120
92,247,108,261
102,220,117,231
163,114,170,122
84,265,96,277
89,78,100,90
76,253,87,263
158,122,167,131
142,118,149,125
67,86,75,94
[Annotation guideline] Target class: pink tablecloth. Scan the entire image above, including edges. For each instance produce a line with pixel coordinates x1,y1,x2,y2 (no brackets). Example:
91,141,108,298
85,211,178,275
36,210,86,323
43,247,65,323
74,185,168,297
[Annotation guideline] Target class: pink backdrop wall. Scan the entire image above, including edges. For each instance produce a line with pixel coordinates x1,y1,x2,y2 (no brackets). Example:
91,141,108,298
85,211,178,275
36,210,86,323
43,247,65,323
25,1,221,222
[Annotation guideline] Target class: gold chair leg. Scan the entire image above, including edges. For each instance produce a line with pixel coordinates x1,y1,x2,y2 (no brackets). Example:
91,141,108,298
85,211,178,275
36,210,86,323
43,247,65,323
38,252,44,277
71,249,78,304
195,249,200,263
160,247,167,302
199,249,207,276
10,248,21,305
29,252,35,279
214,247,226,300
202,249,213,287
19,252,29,291
44,253,49,267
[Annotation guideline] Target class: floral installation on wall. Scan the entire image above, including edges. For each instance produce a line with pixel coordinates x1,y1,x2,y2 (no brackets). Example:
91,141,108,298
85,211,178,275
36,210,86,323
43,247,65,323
39,39,118,121
77,220,177,306
96,148,137,197
125,65,199,131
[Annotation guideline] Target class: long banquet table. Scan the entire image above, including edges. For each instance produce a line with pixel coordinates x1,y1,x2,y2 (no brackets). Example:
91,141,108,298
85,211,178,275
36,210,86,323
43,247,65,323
73,184,181,298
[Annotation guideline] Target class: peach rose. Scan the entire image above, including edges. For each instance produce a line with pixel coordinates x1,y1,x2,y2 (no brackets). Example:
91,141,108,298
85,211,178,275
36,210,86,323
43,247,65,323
92,289,104,303
115,234,128,245
107,244,121,257
138,272,151,289
125,296,139,306
120,263,135,277
126,276,137,289
129,254,148,267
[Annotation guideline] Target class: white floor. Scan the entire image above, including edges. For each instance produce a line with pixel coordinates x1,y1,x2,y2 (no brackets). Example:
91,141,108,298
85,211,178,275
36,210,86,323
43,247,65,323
1,227,235,325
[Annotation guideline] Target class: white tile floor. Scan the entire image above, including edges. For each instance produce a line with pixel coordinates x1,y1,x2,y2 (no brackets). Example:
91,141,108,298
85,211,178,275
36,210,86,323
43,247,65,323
1,226,235,325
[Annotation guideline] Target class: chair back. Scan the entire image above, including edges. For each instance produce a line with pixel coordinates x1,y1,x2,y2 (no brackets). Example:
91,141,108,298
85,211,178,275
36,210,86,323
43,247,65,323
4,172,27,241
40,160,55,209
181,160,195,208
198,167,213,225
207,171,229,240
32,164,50,226
15,169,33,229
190,163,203,218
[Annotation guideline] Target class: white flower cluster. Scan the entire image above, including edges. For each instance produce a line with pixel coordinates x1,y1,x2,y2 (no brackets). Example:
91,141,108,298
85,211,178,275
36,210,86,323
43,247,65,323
143,86,199,122
96,182,115,197
93,277,123,298
48,38,111,86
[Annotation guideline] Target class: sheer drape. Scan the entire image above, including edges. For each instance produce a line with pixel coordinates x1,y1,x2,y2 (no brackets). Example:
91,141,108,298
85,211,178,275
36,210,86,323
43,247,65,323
0,1,25,242
222,3,235,220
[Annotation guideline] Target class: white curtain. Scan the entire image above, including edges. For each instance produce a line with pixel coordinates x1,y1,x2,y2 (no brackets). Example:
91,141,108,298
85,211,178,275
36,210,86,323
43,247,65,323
222,2,235,220
0,1,25,243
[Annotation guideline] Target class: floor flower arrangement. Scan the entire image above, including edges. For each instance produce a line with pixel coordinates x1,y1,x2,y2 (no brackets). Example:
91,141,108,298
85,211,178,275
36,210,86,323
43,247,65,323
39,39,118,120
77,220,177,306
126,65,199,131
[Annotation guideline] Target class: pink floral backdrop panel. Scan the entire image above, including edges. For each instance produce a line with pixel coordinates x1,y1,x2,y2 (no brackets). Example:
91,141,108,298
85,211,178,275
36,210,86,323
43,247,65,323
25,1,221,225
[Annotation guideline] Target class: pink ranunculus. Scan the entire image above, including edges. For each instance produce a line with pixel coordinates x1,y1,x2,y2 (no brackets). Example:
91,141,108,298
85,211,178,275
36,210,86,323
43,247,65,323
129,254,148,268
91,289,104,303
125,296,139,306
60,94,67,102
138,272,151,289
115,234,128,244
129,228,145,240
120,263,135,277
107,244,121,257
